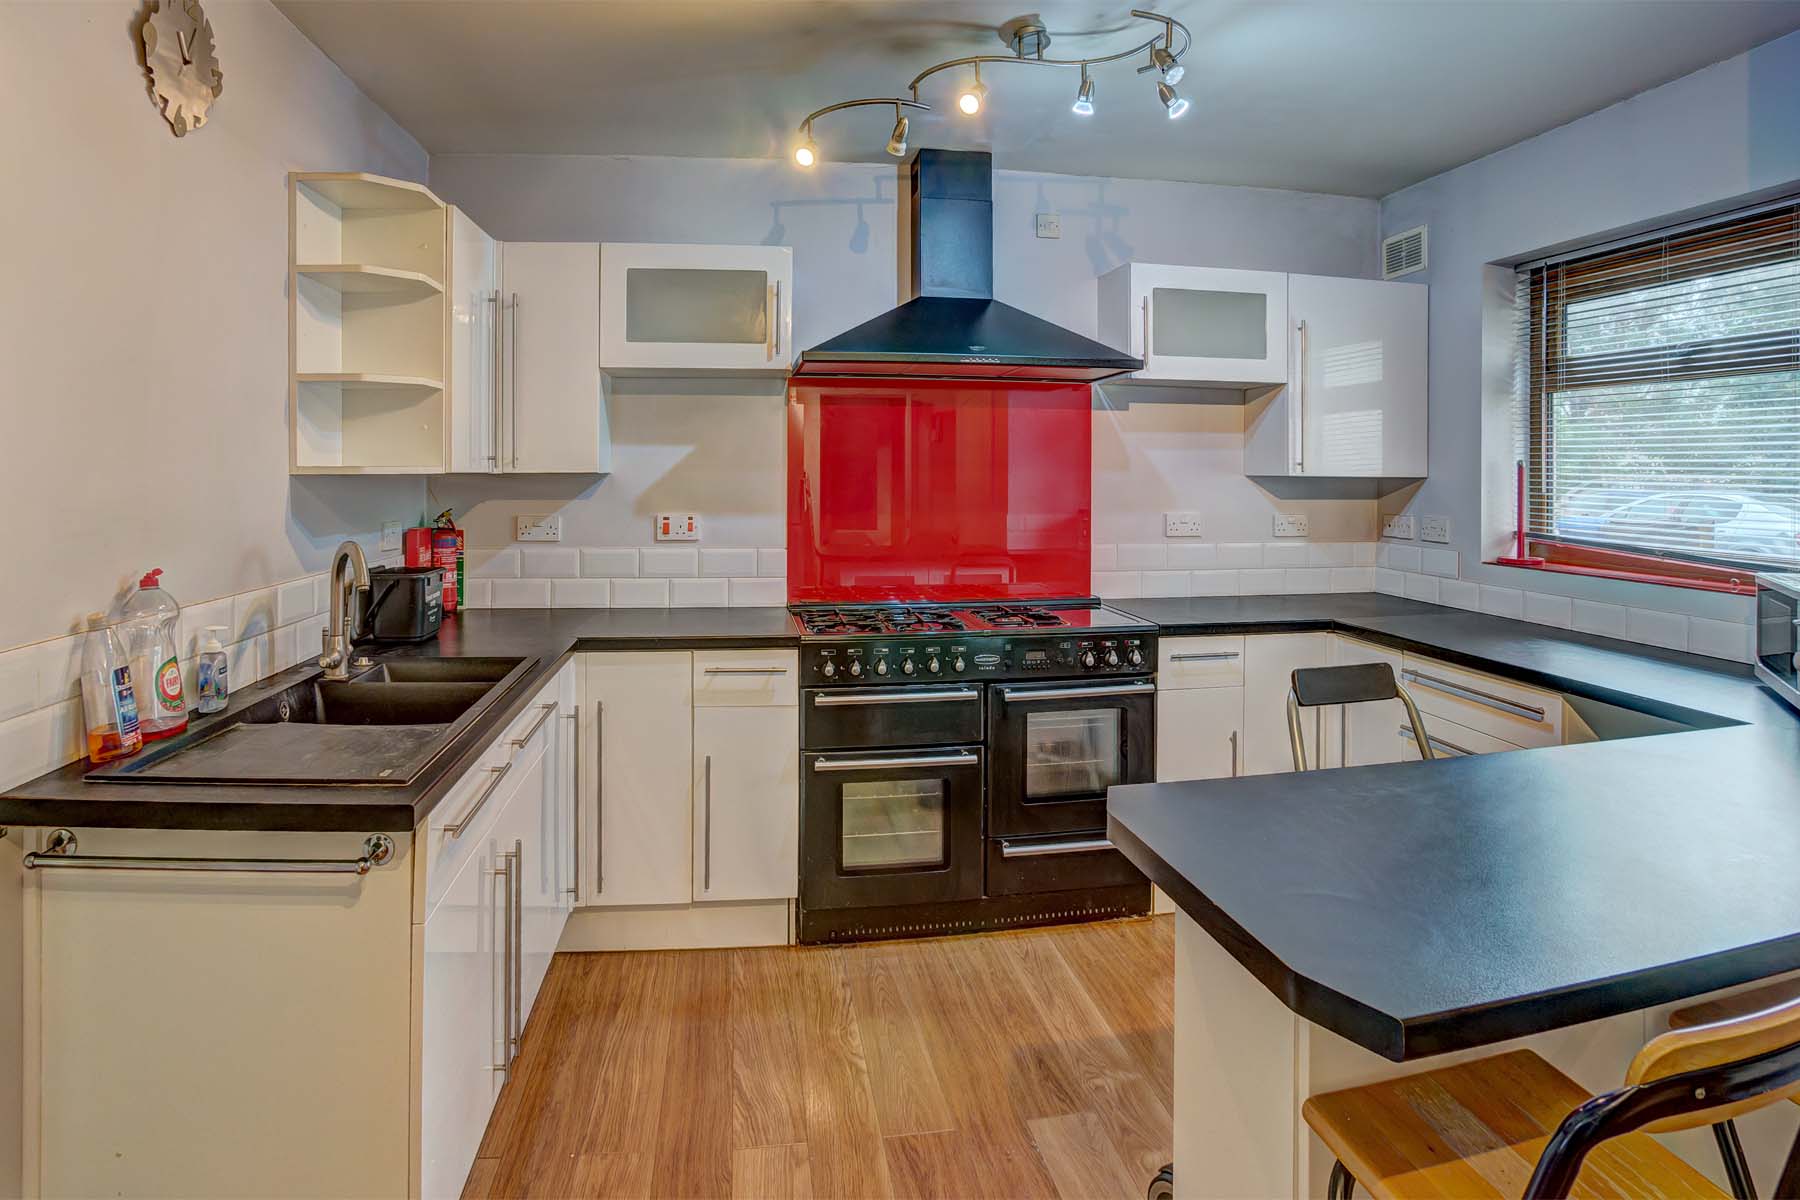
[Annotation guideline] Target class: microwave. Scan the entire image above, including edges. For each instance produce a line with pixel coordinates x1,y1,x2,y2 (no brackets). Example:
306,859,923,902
1756,573,1800,714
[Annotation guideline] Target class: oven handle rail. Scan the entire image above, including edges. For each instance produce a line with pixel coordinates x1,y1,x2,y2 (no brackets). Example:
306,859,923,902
997,680,1156,702
812,751,981,772
811,687,981,707
1000,837,1115,858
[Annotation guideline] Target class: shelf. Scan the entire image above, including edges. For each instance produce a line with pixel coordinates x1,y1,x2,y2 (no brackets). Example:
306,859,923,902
296,265,443,296
296,373,444,391
293,173,443,213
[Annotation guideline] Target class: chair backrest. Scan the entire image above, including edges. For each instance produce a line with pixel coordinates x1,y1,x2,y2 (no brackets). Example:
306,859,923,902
1285,663,1434,770
1523,996,1800,1197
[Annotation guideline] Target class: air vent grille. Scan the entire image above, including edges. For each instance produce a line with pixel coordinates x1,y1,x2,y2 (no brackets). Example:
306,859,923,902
1382,226,1427,279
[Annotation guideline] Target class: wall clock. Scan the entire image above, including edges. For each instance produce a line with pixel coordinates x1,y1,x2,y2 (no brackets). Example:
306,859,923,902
142,0,223,137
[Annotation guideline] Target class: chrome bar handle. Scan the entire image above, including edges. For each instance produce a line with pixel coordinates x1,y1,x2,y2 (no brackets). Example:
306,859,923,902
492,845,516,1078
812,687,979,707
1169,651,1240,662
1294,318,1308,473
999,681,1156,702
594,700,604,895
1401,669,1547,723
563,709,579,899
702,667,789,676
1399,724,1468,758
1141,294,1152,359
445,763,511,838
702,754,713,894
1000,837,1113,859
1229,730,1239,777
509,836,522,1063
511,702,557,750
22,829,396,875
485,291,500,468
509,291,519,468
813,752,980,772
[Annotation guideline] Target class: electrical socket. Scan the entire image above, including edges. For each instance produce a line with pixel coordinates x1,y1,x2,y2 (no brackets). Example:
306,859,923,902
379,521,403,552
1272,514,1309,538
1383,514,1417,540
1164,511,1204,537
1034,213,1062,239
1420,516,1452,544
515,515,562,543
655,513,701,542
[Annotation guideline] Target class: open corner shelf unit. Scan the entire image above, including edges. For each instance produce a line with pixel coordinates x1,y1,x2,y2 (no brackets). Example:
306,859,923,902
290,172,449,474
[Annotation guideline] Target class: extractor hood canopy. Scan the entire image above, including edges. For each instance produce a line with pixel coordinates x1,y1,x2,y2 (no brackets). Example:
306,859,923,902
793,149,1144,383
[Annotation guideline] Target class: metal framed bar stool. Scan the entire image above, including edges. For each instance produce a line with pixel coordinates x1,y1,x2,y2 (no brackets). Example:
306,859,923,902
1305,993,1800,1199
1670,978,1800,1199
1287,662,1435,771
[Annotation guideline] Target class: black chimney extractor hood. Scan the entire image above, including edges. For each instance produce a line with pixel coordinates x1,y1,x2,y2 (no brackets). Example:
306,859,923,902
792,150,1143,383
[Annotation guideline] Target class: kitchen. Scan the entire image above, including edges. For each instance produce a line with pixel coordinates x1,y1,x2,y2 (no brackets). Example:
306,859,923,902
4,2,1800,1198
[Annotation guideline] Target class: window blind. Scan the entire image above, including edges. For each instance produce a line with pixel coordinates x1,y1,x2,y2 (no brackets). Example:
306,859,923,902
1515,199,1800,572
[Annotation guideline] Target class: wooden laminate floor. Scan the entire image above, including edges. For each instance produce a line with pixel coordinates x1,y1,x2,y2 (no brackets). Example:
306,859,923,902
465,915,1174,1200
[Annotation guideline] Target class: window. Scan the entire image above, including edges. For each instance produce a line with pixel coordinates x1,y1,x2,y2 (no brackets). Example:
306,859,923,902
1517,200,1800,580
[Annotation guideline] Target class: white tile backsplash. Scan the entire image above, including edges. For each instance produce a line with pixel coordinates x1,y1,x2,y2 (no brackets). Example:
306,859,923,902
230,588,278,645
1330,567,1375,593
639,547,701,578
1375,568,1406,595
1262,543,1310,569
1189,570,1240,596
551,579,611,608
611,578,672,608
1284,568,1332,593
1438,579,1479,610
1093,571,1142,599
519,547,579,579
1218,543,1264,569
490,579,552,608
1625,607,1688,651
1239,569,1285,595
461,579,493,609
1165,543,1217,570
729,578,787,607
1478,586,1524,620
1090,543,1118,572
1688,616,1753,662
1387,545,1423,573
1403,574,1440,603
580,548,640,578
758,549,787,579
671,578,730,607
1116,543,1167,570
1522,592,1574,629
1421,549,1459,578
1353,543,1379,567
0,656,37,724
702,549,759,578
1307,543,1354,568
1140,571,1190,597
276,578,317,627
468,547,521,579
1571,600,1628,639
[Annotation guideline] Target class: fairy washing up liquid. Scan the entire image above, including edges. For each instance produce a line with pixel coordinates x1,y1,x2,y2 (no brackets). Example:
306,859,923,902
119,569,188,739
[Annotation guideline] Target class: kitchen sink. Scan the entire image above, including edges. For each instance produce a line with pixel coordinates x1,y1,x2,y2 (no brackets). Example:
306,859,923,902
85,655,537,786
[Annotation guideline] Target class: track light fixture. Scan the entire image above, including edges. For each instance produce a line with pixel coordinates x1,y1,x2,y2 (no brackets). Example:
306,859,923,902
1071,65,1095,116
791,10,1191,167
1157,80,1189,119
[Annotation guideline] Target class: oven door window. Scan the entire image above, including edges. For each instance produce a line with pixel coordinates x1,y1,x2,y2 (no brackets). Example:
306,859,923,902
841,778,947,871
1024,709,1122,800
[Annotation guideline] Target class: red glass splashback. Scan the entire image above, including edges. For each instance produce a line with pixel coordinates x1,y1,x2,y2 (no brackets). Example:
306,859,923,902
787,377,1093,603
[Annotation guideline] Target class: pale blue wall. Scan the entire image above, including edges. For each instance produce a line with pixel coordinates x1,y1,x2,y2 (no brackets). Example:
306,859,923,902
1378,29,1800,619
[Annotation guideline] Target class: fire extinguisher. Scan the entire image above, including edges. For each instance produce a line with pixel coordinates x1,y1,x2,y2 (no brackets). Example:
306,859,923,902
431,509,464,612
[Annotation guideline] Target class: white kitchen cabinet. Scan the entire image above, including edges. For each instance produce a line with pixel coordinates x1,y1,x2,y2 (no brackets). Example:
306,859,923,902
693,706,799,902
581,651,694,906
1241,633,1331,774
500,242,611,474
1156,687,1245,782
600,243,793,376
1245,273,1428,479
446,207,500,473
1398,712,1523,760
1097,263,1289,385
1400,653,1563,747
1324,636,1410,768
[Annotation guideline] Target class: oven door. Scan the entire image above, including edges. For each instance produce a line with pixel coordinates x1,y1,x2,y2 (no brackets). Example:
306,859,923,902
801,746,985,910
987,679,1155,837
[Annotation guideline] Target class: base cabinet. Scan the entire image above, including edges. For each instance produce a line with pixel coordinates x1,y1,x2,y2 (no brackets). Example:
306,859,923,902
1241,633,1330,774
1156,687,1245,782
692,706,800,902
581,652,694,906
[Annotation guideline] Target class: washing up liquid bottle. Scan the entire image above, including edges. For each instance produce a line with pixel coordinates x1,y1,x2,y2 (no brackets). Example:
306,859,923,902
195,625,230,714
119,568,188,739
80,612,141,763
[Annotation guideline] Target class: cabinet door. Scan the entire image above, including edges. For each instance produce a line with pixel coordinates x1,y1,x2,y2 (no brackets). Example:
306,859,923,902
421,827,501,1200
600,243,793,375
1155,686,1244,782
485,736,558,1040
500,242,607,473
1108,264,1288,384
1327,636,1408,768
582,652,694,906
1242,634,1330,774
447,207,499,473
1289,274,1428,477
693,706,800,902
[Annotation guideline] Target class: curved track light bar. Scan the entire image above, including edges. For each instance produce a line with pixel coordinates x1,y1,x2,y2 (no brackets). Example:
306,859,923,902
794,97,932,167
905,9,1191,99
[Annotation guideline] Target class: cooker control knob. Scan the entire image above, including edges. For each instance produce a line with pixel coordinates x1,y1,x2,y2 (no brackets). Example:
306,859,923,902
821,660,837,679
1126,647,1144,667
952,655,966,673
901,658,916,676
875,658,889,676
1080,650,1098,669
926,656,941,674
847,659,863,678
1104,649,1121,668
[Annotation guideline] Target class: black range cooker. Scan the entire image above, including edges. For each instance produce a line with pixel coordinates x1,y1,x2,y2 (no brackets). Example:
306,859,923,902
793,600,1156,943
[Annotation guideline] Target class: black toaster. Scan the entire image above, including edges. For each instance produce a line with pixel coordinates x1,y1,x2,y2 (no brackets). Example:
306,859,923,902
355,566,444,644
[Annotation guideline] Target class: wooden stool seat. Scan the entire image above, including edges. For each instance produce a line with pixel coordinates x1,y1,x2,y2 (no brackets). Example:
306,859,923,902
1302,1049,1728,1199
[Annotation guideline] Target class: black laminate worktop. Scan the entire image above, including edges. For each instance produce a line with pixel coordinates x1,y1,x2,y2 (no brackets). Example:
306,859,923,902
1108,594,1800,1062
0,607,798,833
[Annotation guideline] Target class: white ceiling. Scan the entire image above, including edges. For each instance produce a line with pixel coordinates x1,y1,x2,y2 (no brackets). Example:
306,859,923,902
275,0,1800,198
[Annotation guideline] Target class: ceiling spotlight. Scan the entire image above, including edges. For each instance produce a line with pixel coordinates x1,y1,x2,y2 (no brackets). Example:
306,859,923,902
1150,45,1185,86
958,65,987,116
886,111,909,157
794,127,818,167
1072,66,1095,116
1157,80,1189,119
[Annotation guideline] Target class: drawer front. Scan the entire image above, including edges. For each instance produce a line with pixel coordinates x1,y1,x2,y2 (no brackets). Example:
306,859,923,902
985,835,1148,897
1399,655,1562,748
694,650,798,707
1398,712,1523,760
1158,636,1246,689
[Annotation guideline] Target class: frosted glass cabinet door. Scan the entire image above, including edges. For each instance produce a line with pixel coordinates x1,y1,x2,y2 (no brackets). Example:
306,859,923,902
1289,274,1428,477
1101,264,1289,384
600,243,793,375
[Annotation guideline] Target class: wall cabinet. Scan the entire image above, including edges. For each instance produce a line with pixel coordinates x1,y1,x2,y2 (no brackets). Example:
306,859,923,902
498,242,611,474
599,243,793,376
24,661,578,1200
446,207,500,473
1244,273,1429,479
1097,263,1289,385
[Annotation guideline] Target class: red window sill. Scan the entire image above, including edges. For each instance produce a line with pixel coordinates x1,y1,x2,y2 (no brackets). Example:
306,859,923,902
1487,540,1758,596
